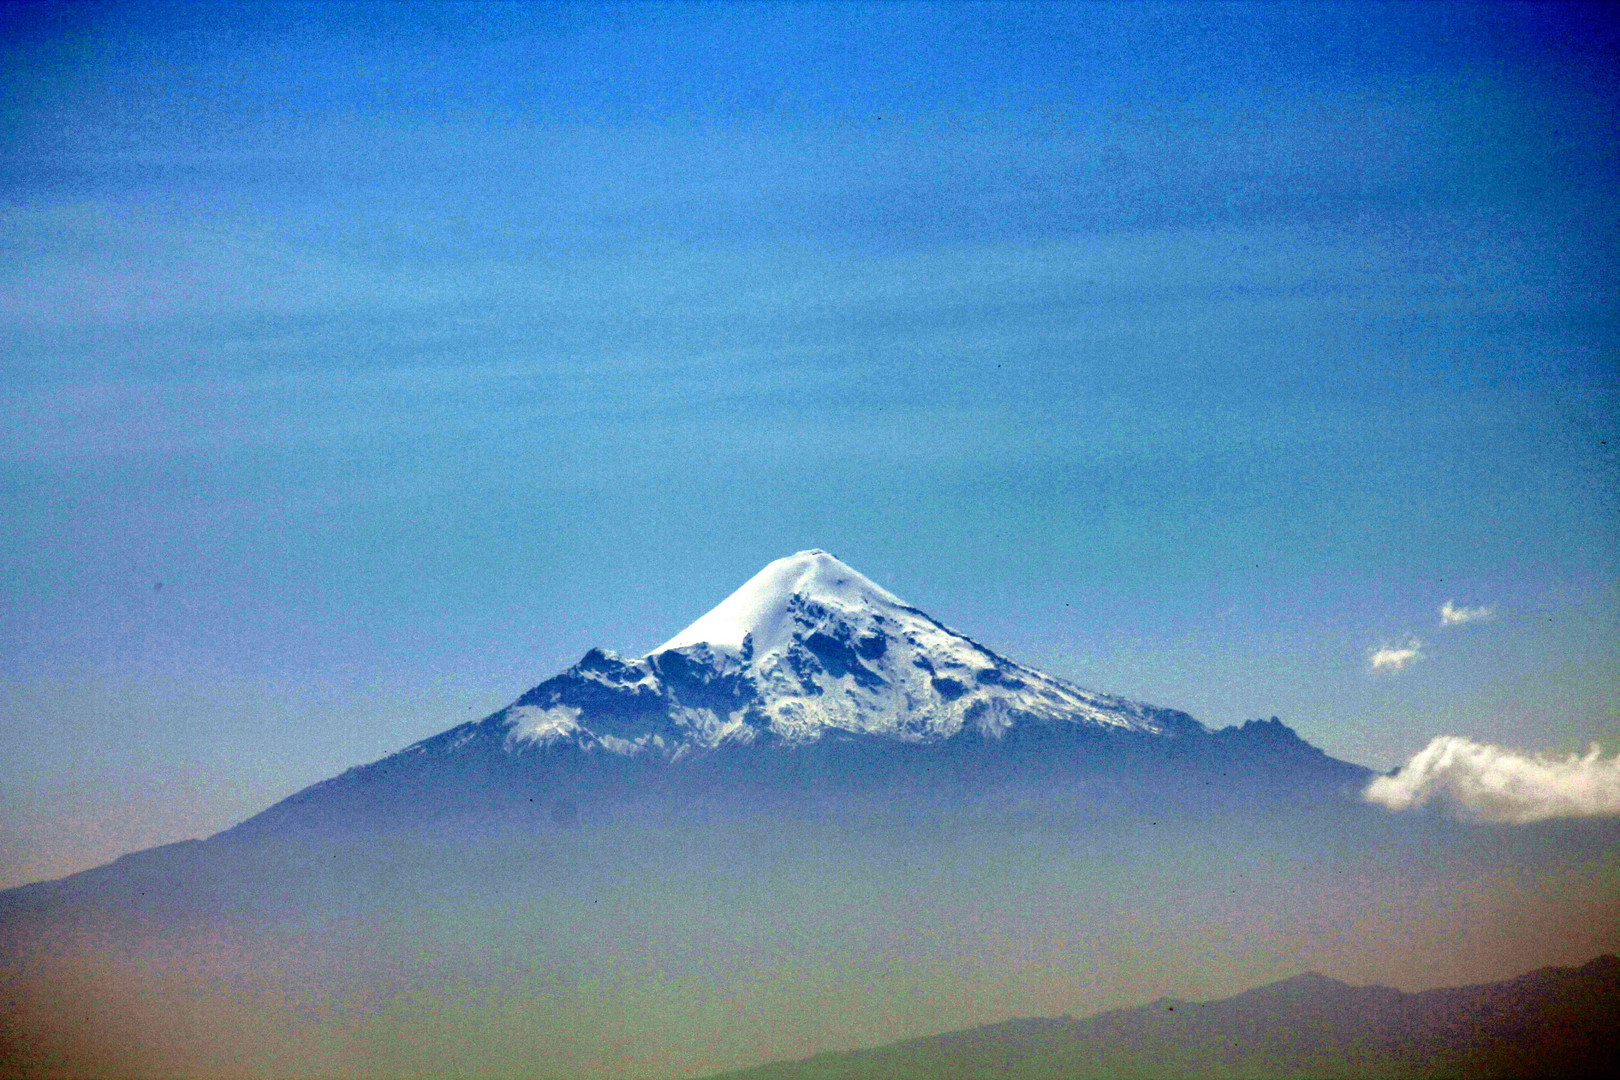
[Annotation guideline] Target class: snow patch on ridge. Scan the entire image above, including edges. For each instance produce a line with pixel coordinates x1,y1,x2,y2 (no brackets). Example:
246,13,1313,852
505,704,584,748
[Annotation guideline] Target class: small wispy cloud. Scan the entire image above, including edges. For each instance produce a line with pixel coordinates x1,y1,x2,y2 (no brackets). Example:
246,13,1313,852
1439,600,1493,627
1365,736,1620,824
1369,638,1423,672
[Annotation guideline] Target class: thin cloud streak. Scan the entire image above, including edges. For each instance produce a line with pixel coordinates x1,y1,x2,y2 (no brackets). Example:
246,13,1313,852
1366,736,1620,823
1440,600,1493,626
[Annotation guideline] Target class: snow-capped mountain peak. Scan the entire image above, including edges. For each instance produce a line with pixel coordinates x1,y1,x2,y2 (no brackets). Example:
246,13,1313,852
653,549,905,658
402,551,1204,764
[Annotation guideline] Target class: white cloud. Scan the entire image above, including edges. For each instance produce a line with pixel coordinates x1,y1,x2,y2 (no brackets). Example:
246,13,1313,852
1369,638,1423,672
1439,600,1493,627
1365,736,1620,824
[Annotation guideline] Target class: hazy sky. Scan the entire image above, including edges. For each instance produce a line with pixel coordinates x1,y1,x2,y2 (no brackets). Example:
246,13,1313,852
2,0,1616,888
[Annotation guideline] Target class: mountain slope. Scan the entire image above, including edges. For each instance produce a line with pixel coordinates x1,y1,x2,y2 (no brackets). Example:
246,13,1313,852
707,955,1620,1080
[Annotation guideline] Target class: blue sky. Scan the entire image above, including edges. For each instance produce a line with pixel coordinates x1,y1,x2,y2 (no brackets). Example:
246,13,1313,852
2,0,1616,886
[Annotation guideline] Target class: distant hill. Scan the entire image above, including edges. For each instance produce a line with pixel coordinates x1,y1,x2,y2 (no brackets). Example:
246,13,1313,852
707,955,1620,1080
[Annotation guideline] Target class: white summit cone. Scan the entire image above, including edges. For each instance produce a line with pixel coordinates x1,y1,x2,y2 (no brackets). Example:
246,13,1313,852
654,549,908,657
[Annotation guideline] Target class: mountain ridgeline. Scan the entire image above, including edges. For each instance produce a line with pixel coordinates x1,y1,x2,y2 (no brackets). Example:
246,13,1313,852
709,955,1620,1080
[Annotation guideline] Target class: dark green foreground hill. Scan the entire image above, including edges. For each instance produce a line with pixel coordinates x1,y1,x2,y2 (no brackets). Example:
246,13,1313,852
708,955,1620,1080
